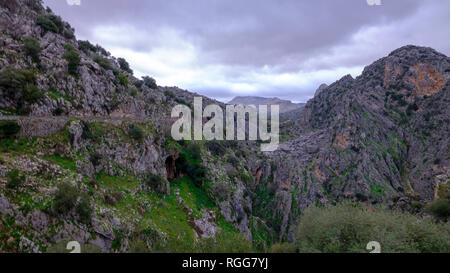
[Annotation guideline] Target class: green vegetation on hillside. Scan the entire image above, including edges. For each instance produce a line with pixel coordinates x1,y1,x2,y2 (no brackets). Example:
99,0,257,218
294,202,449,253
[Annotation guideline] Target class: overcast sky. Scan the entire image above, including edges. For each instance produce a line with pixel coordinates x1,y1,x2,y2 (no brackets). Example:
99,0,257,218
43,0,450,103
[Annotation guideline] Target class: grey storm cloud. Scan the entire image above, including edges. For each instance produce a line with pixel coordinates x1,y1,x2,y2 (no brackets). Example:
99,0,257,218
44,0,450,102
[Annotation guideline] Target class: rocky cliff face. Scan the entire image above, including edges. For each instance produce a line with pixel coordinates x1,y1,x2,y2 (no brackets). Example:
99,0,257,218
0,0,448,252
263,45,450,241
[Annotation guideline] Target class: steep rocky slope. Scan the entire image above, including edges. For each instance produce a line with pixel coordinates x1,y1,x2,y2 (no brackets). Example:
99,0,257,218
0,0,448,253
0,0,264,252
263,45,450,241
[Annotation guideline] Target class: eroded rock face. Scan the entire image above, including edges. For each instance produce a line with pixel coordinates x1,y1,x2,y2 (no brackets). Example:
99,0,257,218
259,45,450,242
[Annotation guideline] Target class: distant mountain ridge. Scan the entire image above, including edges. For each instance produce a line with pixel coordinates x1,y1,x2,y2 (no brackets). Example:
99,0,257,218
228,96,305,114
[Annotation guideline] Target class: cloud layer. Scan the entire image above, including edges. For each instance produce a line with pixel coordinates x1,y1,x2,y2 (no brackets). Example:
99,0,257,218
44,0,450,102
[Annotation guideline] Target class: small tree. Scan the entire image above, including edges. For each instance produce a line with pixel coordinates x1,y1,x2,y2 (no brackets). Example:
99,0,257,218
53,182,79,215
63,44,81,76
142,76,157,89
23,37,41,63
118,58,133,74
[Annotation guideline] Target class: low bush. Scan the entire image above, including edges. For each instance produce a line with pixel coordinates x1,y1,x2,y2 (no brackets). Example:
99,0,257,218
296,201,450,253
117,72,129,86
426,197,450,220
0,121,20,138
6,169,25,189
128,124,144,141
145,174,168,194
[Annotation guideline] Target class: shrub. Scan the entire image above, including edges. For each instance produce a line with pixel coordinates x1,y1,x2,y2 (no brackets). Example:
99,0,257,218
36,15,59,33
78,40,97,54
22,37,41,63
93,54,112,70
142,76,157,89
63,45,81,76
22,84,43,103
76,194,93,224
0,121,20,138
0,67,36,97
6,169,24,189
37,14,64,33
134,80,143,89
129,87,139,97
118,57,133,74
53,182,79,215
426,198,450,219
146,174,168,194
90,152,102,167
117,72,129,86
63,29,75,40
175,153,207,187
296,201,450,253
186,142,202,161
128,124,144,141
